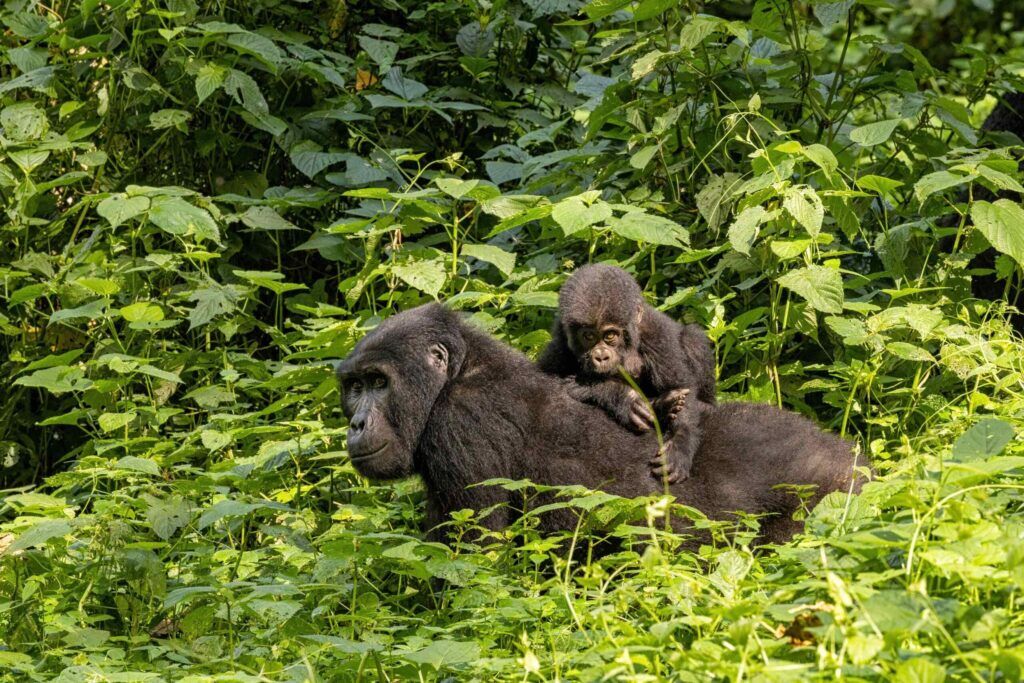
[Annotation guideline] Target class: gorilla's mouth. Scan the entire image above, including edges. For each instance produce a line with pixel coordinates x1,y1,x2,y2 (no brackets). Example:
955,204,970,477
349,441,389,461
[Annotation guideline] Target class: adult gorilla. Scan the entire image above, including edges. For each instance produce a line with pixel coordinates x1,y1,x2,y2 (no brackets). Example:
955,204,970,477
337,304,864,544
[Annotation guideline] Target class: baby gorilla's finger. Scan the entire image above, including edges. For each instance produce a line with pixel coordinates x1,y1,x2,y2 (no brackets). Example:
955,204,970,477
629,402,655,432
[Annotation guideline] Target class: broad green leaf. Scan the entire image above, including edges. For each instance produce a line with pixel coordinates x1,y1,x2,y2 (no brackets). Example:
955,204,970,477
145,495,192,541
240,206,298,231
951,418,1015,462
8,519,72,553
609,211,688,247
393,260,447,297
776,265,844,314
629,145,659,170
358,35,398,71
970,200,1024,267
115,455,160,476
893,658,946,683
149,196,221,244
727,205,766,255
97,194,150,227
849,119,901,146
783,186,823,237
696,173,740,231
913,170,972,204
195,63,226,103
885,342,935,363
552,196,611,235
801,144,838,175
1,102,48,141
14,366,89,394
120,302,164,323
461,244,516,277
402,640,480,670
197,500,265,530
99,411,136,433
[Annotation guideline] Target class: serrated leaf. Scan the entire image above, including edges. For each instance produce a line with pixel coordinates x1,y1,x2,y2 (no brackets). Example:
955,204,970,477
777,265,844,314
392,260,447,297
951,418,1015,463
198,500,267,529
115,455,160,476
8,519,72,553
97,195,150,227
970,200,1024,267
146,495,192,540
461,244,516,276
783,187,823,237
609,211,687,247
914,170,971,205
886,342,935,363
149,196,221,244
195,63,226,103
99,411,136,433
402,640,480,670
358,35,398,71
120,302,164,323
727,205,765,255
552,196,611,235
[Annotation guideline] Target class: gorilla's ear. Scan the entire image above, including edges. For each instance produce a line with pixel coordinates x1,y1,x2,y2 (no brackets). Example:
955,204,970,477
428,343,449,373
635,303,644,325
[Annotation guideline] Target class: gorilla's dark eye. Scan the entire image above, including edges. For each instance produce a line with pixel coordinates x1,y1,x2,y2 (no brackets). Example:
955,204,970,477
580,329,597,344
371,374,388,390
603,330,619,343
344,378,363,394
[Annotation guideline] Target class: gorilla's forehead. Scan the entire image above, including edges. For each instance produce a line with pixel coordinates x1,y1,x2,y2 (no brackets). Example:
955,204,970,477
563,299,635,327
339,308,442,372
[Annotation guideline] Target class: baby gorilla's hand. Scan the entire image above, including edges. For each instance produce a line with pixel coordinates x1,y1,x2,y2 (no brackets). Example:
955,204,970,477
649,439,693,484
622,387,655,433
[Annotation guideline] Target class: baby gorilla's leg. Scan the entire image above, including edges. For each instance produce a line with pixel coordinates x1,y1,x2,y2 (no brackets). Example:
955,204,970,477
648,389,702,483
565,380,655,433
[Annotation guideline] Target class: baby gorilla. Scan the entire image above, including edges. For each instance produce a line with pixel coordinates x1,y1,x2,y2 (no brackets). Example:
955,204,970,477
538,264,715,483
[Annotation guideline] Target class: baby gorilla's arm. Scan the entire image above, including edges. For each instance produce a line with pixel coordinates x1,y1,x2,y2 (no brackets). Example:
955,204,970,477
560,378,655,433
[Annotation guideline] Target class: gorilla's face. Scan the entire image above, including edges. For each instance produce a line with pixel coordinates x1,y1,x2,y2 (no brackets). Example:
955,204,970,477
568,323,628,375
337,312,455,480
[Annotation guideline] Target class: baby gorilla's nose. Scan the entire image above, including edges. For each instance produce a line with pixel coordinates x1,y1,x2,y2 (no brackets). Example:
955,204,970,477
590,346,613,368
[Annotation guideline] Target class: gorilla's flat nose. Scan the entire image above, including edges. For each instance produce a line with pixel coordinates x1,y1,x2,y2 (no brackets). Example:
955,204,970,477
592,347,611,363
349,415,366,433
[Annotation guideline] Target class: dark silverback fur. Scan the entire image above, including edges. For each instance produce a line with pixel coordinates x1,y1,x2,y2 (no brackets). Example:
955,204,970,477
537,264,715,482
337,304,864,545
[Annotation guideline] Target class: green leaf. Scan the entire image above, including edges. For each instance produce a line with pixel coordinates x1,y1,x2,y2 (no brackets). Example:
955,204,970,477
233,270,307,295
1,102,48,141
461,244,516,277
148,196,221,244
552,196,611,235
402,640,480,670
849,119,901,146
120,302,164,323
783,186,823,237
14,366,89,394
198,499,266,529
885,342,934,363
145,495,192,540
99,412,136,433
358,35,398,71
97,194,150,227
727,206,766,255
609,211,688,247
8,519,72,553
392,260,447,297
195,63,226,103
951,418,1015,463
801,143,838,175
629,145,659,170
776,265,844,314
914,170,971,204
893,658,946,683
115,455,160,476
970,200,1024,267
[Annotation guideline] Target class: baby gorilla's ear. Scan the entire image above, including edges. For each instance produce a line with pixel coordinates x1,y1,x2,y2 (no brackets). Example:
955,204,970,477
428,343,449,373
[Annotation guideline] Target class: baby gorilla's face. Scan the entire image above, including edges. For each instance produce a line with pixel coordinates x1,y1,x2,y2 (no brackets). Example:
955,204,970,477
570,323,635,377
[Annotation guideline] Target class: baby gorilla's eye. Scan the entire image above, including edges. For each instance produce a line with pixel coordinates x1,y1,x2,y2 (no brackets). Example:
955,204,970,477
580,329,597,344
603,330,619,343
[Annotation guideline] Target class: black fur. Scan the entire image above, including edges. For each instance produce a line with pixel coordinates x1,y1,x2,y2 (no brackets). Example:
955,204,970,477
537,264,715,482
337,304,864,545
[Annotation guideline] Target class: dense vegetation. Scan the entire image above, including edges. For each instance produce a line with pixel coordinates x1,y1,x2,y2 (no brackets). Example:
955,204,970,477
1,0,1023,679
